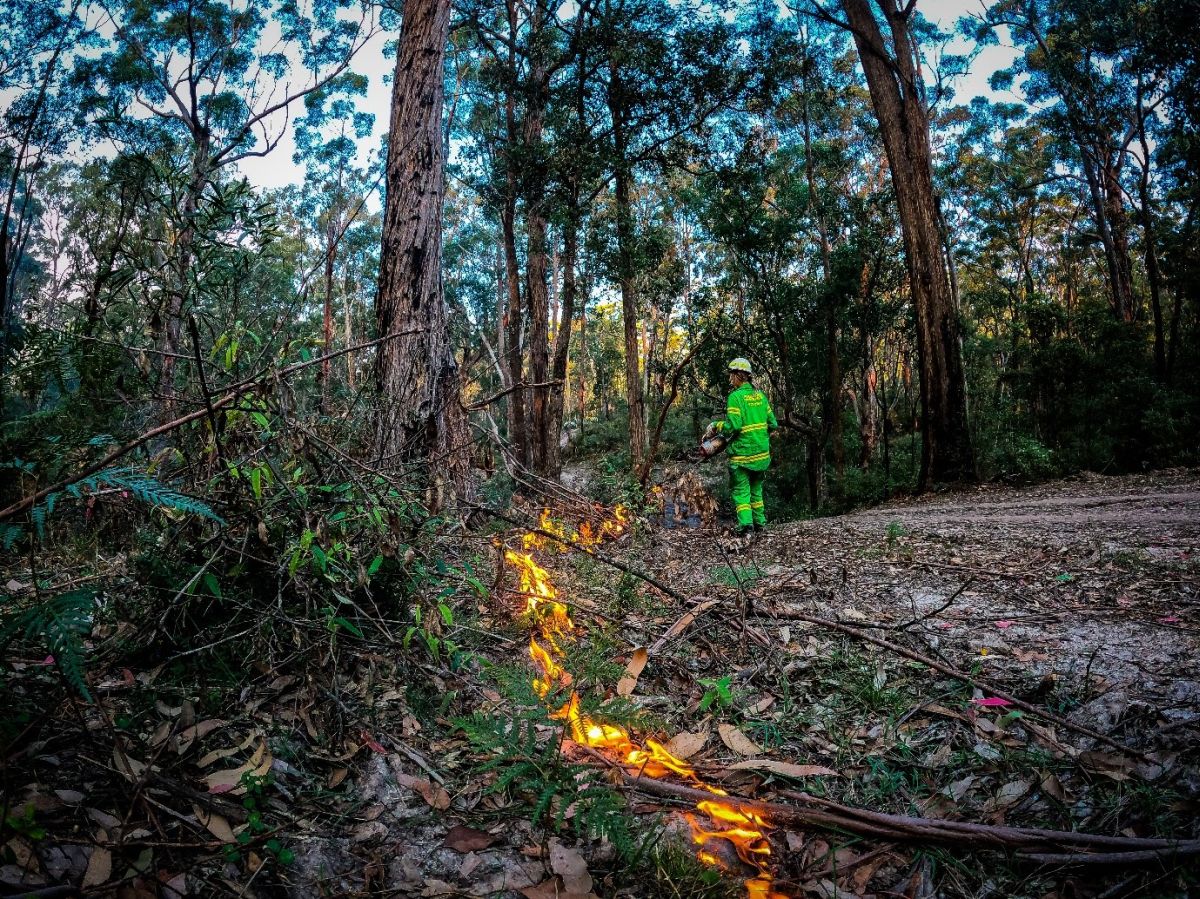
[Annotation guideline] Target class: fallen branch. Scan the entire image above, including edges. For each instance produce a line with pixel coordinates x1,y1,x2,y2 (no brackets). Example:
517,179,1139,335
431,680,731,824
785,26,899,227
463,379,564,411
471,504,691,605
622,775,1200,864
761,604,1147,760
0,331,424,521
893,577,974,631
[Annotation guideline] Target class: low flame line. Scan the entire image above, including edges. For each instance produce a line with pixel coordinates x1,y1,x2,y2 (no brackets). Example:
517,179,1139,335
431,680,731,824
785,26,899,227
505,508,784,899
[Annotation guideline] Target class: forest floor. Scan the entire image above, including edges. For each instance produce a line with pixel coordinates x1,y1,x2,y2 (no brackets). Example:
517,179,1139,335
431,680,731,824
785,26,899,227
3,470,1198,899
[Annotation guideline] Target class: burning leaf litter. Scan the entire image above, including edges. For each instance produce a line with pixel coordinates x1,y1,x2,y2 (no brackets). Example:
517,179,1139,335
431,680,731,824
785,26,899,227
505,506,787,898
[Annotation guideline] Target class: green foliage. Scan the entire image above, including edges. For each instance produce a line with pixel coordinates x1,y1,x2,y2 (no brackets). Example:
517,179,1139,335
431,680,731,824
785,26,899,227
1,589,95,700
708,564,762,588
3,804,47,842
697,674,734,712
223,772,295,868
457,711,635,854
402,603,464,669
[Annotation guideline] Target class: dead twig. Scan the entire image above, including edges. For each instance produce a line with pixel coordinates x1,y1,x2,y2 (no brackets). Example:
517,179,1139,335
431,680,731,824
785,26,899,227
472,505,690,605
762,603,1150,761
463,379,563,411
892,577,974,631
0,330,425,521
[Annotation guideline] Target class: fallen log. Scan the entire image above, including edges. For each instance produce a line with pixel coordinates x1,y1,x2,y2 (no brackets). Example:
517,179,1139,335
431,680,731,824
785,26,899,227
622,774,1200,865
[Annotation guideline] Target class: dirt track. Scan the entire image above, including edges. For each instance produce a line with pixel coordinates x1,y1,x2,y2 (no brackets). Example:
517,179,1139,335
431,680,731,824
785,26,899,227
741,471,1200,740
840,472,1200,534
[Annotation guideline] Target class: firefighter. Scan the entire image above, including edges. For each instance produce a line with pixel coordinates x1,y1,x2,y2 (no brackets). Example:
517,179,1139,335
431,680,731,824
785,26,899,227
711,358,778,538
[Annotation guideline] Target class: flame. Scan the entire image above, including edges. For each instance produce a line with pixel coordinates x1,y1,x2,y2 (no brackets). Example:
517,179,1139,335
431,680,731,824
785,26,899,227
686,801,788,896
504,550,573,638
689,801,772,864
504,506,781,899
529,636,571,698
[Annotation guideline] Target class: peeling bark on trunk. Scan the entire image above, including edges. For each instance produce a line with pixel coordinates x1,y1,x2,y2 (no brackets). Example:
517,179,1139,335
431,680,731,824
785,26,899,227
374,0,470,497
840,0,975,490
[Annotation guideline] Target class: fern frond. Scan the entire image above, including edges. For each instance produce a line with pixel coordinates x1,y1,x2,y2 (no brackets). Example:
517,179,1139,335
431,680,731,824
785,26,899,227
457,709,636,854
86,468,225,524
0,523,22,550
26,465,226,538
1,589,96,701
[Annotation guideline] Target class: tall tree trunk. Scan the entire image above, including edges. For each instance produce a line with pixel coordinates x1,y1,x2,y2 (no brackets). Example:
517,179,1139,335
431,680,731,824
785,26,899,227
527,206,551,474
1136,91,1166,378
0,228,10,407
607,59,646,470
374,0,470,496
501,196,526,466
320,216,336,412
344,259,356,390
525,7,552,475
157,147,209,407
839,0,975,489
806,436,826,510
547,199,581,479
501,7,526,468
1103,160,1136,322
860,358,880,467
858,260,880,468
802,24,843,485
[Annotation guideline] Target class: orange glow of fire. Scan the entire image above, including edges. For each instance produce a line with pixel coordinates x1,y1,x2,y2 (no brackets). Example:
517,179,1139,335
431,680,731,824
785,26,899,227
689,801,772,865
504,550,573,638
687,800,786,895
505,508,781,899
521,507,629,553
529,636,571,698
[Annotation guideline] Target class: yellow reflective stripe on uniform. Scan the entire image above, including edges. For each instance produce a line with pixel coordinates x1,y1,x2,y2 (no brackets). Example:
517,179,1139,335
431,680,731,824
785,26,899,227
727,407,742,416
741,422,767,432
750,501,764,508
735,504,752,512
730,450,771,464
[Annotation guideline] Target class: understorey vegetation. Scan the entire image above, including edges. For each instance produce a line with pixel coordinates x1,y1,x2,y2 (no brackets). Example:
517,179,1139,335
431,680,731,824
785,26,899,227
2,0,1199,896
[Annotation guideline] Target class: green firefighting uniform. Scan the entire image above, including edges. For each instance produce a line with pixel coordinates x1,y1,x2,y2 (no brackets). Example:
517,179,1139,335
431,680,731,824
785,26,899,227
713,382,778,528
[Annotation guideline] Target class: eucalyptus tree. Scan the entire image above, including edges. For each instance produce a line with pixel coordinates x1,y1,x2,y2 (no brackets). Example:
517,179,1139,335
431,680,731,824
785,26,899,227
75,0,377,410
0,0,93,405
594,0,743,471
690,7,901,505
455,0,601,476
374,0,470,494
975,0,1166,329
808,0,976,489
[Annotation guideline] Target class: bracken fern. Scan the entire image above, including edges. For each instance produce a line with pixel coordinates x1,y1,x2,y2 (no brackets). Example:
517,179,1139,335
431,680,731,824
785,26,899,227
27,465,225,539
1,589,96,700
457,710,635,856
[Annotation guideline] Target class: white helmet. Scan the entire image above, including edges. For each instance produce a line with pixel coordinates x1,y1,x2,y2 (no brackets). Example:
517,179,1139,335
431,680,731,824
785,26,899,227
728,357,753,374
